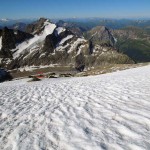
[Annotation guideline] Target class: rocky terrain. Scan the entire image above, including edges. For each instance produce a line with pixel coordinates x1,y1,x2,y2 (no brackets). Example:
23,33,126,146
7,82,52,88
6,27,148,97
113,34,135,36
0,18,134,72
0,27,33,58
83,25,150,63
84,26,116,47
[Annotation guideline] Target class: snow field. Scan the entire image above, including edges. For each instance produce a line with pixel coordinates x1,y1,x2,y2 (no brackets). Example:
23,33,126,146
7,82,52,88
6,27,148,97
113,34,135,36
0,65,150,150
56,27,66,35
59,35,74,45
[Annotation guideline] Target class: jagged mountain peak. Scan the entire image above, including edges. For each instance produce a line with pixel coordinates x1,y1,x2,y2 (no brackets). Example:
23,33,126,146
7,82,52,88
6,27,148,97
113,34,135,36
25,18,53,35
0,27,33,59
85,25,116,47
56,20,65,26
38,18,48,23
91,26,108,31
0,18,133,70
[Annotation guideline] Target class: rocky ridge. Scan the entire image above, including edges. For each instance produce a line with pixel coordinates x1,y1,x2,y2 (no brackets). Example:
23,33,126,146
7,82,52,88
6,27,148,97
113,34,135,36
0,18,133,71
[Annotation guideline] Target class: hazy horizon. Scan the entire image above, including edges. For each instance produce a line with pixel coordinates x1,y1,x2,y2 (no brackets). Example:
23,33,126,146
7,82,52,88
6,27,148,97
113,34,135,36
0,0,150,19
1,17,150,21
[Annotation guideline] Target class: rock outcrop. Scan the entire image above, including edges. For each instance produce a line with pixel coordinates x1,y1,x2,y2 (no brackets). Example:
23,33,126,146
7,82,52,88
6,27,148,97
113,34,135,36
25,18,48,34
85,26,116,47
0,27,33,58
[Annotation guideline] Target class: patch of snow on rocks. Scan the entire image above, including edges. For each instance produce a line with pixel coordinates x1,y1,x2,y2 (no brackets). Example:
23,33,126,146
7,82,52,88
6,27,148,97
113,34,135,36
14,31,18,35
56,27,66,35
12,20,56,59
18,64,57,72
55,43,69,52
68,38,86,53
76,45,85,56
59,35,73,45
39,52,46,58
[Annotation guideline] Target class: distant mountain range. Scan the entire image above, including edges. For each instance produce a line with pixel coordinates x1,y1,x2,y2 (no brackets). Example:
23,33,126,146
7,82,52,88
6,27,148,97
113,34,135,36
53,18,150,30
0,17,150,71
0,18,36,29
1,18,150,30
0,18,133,71
112,26,150,62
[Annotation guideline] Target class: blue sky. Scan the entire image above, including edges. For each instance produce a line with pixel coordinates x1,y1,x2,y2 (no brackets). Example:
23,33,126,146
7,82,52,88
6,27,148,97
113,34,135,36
0,0,150,19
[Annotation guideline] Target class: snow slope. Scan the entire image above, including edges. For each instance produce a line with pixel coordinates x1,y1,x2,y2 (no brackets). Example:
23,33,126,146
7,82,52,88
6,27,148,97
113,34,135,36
59,35,74,45
56,27,66,35
0,65,150,150
12,20,56,59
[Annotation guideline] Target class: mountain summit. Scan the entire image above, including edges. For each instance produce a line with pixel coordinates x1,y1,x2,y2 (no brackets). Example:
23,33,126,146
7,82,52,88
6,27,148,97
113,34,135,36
0,18,133,71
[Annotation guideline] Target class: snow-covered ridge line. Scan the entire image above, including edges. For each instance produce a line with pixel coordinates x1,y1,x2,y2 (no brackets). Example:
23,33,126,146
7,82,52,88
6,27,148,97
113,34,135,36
56,27,66,35
59,35,74,45
68,38,86,53
12,20,56,59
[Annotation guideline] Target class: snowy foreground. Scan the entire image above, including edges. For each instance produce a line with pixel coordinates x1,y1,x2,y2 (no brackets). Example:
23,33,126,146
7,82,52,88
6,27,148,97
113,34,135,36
0,66,150,150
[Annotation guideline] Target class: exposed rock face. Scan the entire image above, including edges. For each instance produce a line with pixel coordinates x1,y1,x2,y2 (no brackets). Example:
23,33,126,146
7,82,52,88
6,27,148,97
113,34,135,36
43,28,74,53
2,27,16,49
43,33,58,53
14,30,33,43
25,18,47,34
75,53,85,71
82,26,134,66
0,27,15,58
0,18,134,70
0,27,33,58
85,26,116,47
